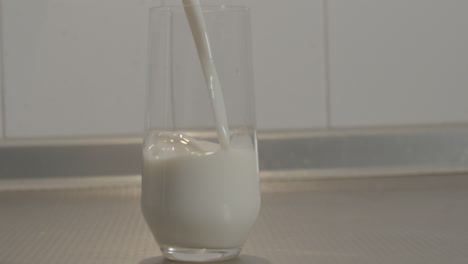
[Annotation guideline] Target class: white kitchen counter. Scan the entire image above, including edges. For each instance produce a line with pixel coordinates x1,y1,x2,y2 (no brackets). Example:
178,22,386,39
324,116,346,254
1,174,468,264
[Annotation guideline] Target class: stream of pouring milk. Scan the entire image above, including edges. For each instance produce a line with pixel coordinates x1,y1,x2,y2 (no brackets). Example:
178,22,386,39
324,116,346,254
141,1,260,250
182,0,230,149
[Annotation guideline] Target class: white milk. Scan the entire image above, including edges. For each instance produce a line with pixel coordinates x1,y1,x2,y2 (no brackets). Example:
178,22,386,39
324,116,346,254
182,0,230,149
141,133,260,249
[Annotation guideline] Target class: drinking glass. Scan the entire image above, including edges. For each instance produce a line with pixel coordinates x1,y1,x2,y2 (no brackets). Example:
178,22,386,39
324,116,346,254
141,3,260,262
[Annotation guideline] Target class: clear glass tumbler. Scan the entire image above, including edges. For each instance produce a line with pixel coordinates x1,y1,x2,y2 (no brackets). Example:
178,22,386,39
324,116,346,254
141,3,260,262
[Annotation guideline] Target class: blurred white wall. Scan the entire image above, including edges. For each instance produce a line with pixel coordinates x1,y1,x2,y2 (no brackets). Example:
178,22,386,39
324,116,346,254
1,0,468,138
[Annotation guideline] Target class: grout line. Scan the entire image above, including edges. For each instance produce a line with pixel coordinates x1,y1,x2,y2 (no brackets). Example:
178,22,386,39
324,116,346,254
322,0,332,128
0,0,6,138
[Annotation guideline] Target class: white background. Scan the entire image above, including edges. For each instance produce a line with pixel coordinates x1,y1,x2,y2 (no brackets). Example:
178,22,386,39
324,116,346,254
1,0,468,138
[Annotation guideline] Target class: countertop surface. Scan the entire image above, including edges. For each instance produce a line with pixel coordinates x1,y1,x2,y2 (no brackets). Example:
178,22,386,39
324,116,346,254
1,174,468,264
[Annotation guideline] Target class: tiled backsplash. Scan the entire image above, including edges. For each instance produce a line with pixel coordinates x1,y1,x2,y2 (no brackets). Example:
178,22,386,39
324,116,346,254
2,0,148,137
328,0,468,127
1,0,467,139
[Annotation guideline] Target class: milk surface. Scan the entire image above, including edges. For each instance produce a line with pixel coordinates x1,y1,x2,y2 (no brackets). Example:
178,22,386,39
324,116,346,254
141,133,260,249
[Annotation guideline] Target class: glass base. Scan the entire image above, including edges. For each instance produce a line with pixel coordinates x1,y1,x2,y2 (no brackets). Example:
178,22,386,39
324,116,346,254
161,246,241,262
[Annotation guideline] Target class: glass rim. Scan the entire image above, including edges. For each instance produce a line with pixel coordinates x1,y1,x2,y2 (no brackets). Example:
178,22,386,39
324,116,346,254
150,5,249,13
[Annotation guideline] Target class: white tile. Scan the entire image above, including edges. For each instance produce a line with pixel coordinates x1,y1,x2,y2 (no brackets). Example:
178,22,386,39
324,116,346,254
0,70,3,139
329,0,468,127
0,0,3,139
3,0,326,138
3,0,148,137
0,81,3,138
242,0,327,130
